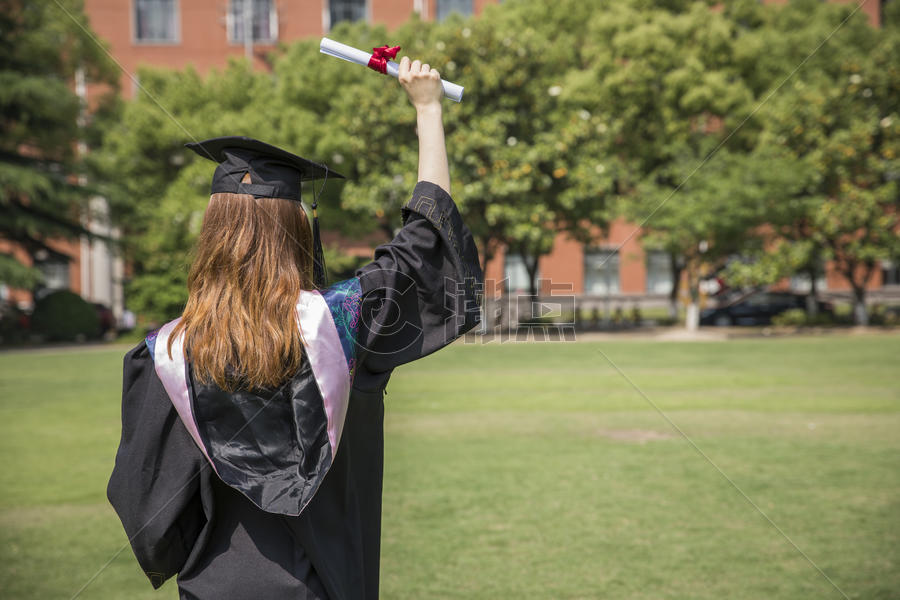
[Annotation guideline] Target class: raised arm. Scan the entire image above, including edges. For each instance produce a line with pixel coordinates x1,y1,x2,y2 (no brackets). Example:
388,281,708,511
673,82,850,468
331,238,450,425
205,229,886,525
398,55,450,194
339,55,482,382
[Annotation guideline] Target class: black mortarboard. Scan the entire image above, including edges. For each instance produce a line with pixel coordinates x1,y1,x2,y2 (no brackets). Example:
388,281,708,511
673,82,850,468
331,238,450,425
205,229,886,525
185,136,345,288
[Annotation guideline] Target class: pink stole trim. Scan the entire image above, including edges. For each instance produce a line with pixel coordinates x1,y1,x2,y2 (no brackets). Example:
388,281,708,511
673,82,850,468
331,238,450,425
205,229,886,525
153,318,218,473
296,290,351,457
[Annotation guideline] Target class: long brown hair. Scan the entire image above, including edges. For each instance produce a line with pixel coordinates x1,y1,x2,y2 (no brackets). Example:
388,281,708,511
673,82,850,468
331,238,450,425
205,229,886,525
168,184,314,391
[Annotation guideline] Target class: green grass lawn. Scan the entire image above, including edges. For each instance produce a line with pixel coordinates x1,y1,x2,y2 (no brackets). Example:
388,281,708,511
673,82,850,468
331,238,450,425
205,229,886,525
1,335,898,599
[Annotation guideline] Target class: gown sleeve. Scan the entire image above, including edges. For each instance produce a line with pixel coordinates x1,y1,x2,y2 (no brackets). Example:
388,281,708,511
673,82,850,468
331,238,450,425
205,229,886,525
353,180,483,374
107,340,213,589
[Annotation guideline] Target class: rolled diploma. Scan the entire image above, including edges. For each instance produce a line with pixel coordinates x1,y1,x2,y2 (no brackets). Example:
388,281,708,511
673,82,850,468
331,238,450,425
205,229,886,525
320,38,464,103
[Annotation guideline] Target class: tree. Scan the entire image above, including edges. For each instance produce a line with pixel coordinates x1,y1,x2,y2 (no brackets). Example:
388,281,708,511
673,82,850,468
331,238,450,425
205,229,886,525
735,0,900,325
92,52,385,322
316,9,609,300
561,0,785,329
0,0,117,290
95,62,293,322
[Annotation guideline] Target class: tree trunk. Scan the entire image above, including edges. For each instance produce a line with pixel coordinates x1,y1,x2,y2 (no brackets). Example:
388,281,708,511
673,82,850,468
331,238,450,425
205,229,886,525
379,221,395,242
525,254,539,300
806,265,819,318
476,236,494,336
839,261,875,327
852,285,868,326
686,302,700,332
668,253,683,321
478,235,494,285
685,260,700,332
522,252,540,325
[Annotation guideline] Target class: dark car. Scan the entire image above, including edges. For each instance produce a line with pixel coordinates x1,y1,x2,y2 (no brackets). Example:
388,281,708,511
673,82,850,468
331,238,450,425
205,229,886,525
700,291,834,327
93,303,116,336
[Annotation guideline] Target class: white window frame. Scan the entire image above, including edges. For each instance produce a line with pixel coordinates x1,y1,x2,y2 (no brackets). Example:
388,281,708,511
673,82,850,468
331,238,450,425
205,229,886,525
880,258,900,287
789,272,829,293
36,258,71,292
227,0,279,45
583,247,620,295
504,252,540,295
132,0,180,45
645,249,674,295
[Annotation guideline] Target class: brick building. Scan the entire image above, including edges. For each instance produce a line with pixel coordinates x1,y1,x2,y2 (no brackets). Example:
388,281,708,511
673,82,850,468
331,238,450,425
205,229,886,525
9,0,894,320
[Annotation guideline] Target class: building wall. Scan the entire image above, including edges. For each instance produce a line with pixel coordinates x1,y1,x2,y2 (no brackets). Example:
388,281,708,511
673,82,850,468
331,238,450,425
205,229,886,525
85,0,325,95
373,0,418,28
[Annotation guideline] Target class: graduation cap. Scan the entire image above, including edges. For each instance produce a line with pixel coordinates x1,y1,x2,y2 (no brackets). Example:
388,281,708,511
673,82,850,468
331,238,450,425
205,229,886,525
185,136,345,289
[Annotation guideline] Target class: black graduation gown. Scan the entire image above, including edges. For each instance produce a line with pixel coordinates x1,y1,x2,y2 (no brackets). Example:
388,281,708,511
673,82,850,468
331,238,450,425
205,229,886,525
107,181,483,600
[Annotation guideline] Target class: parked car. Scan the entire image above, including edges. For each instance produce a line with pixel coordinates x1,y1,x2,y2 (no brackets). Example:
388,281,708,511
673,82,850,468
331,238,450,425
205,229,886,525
93,303,116,335
700,291,834,327
0,303,30,344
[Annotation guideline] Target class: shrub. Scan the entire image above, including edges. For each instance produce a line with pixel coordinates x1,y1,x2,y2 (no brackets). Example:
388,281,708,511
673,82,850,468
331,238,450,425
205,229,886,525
772,308,836,327
31,290,100,342
808,312,836,326
772,308,808,327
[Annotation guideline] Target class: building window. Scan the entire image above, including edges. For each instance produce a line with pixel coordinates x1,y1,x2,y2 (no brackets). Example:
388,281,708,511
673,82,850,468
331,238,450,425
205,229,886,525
645,250,674,295
789,260,828,293
134,0,178,43
789,272,828,293
584,248,619,294
228,0,277,43
329,0,366,27
35,258,70,292
882,259,900,286
436,0,473,21
504,253,539,294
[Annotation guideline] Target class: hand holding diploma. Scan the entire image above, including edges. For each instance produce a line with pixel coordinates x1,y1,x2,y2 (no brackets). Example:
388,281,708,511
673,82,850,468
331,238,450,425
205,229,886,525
319,38,465,102
398,57,444,110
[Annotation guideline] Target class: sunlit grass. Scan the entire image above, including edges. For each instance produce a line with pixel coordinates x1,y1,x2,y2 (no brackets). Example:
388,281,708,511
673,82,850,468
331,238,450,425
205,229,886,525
1,335,897,599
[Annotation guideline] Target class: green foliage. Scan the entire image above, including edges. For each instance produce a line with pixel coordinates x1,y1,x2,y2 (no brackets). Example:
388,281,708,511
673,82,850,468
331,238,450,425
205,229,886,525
317,12,603,293
0,254,41,289
772,308,808,327
96,5,613,315
729,1,900,324
553,1,790,324
92,0,900,325
0,0,118,284
323,244,370,283
93,55,382,321
771,308,842,327
30,290,99,341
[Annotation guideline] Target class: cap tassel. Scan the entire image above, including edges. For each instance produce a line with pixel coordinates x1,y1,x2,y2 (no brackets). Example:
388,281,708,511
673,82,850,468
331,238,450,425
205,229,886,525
311,200,327,289
311,166,330,289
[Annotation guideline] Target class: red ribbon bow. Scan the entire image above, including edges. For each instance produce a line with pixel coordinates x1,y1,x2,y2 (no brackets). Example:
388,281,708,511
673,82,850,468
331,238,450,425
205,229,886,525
367,45,401,75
